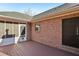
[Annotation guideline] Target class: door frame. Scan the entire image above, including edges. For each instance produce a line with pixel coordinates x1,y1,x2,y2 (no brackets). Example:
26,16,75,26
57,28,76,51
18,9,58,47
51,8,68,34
19,24,27,40
61,17,79,55
62,17,79,48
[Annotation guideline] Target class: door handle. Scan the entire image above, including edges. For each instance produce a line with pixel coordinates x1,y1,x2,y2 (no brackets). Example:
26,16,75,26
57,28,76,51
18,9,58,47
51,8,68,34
76,26,79,35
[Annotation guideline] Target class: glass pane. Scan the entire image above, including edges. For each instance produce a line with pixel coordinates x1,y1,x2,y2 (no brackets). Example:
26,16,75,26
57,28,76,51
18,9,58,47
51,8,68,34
14,23,19,37
20,26,25,36
35,24,41,32
0,22,5,39
6,22,13,38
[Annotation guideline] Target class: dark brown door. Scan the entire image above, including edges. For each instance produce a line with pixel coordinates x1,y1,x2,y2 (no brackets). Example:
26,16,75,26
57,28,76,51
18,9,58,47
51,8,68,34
62,17,79,48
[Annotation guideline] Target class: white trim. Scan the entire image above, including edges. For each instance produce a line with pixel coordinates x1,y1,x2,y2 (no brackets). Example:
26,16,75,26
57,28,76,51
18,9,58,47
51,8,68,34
19,23,20,37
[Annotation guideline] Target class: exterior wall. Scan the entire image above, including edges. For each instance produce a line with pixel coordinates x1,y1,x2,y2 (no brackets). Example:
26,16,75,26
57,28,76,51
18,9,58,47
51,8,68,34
32,18,62,48
31,12,79,49
27,22,32,41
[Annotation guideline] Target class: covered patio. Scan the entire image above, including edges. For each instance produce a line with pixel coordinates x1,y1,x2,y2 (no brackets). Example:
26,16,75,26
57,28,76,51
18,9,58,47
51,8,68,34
0,41,77,56
0,12,32,46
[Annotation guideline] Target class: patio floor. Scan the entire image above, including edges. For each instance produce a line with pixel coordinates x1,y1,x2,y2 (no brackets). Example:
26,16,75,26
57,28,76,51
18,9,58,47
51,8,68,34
0,41,77,56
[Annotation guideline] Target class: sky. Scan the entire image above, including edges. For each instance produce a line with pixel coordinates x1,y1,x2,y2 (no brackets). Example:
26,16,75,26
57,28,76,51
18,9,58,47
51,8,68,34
0,3,64,15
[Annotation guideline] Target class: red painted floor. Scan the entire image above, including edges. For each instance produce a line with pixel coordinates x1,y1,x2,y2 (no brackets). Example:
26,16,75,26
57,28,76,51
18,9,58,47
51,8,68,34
0,52,8,56
0,41,77,56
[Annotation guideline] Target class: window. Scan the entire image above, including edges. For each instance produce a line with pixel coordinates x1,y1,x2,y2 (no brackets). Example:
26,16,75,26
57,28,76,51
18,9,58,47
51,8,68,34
0,22,19,39
0,22,5,39
35,24,41,32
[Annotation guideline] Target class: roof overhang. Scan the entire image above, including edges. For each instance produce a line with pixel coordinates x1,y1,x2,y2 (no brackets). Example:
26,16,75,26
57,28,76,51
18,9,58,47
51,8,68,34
31,5,79,22
0,15,32,23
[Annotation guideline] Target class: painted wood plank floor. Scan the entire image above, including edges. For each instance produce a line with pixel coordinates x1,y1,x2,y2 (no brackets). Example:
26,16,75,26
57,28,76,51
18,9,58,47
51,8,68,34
0,41,77,56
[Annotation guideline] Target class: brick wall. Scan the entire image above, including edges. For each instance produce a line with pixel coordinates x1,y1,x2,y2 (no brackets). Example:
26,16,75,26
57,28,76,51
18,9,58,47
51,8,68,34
31,18,62,48
27,22,32,41
31,12,79,48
